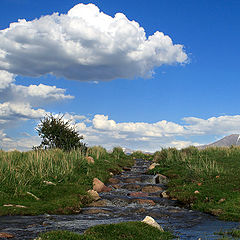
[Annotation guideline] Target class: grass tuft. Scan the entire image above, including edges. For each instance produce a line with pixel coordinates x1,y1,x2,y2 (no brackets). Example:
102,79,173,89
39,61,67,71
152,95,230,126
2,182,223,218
38,222,174,240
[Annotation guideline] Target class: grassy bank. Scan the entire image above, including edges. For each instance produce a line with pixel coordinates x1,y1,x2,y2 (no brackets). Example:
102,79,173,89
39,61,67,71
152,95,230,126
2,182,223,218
36,222,174,240
0,146,134,216
149,146,240,221
216,228,240,239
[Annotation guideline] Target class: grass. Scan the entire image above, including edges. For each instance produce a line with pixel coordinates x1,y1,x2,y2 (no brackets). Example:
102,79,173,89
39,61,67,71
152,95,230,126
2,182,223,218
0,147,134,216
149,146,240,221
37,222,174,240
216,228,240,239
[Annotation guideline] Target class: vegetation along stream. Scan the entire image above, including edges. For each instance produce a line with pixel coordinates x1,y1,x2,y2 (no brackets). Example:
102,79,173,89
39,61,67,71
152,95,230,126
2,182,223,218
0,158,239,239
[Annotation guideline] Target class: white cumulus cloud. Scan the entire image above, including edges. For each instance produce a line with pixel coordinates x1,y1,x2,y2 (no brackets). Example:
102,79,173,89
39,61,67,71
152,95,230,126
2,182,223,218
0,102,47,120
0,71,74,106
0,3,187,81
184,115,240,135
0,69,74,148
0,70,15,90
0,69,74,125
0,133,41,152
3,113,240,152
92,114,185,137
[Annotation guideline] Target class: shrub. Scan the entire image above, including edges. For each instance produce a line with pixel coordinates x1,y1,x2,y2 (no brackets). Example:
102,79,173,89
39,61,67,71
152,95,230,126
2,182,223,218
111,147,124,160
35,114,87,152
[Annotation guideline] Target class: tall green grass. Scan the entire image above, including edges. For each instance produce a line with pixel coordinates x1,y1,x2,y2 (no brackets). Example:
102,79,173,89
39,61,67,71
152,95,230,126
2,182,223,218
150,146,240,221
87,146,108,160
153,146,231,177
0,149,86,195
0,147,134,215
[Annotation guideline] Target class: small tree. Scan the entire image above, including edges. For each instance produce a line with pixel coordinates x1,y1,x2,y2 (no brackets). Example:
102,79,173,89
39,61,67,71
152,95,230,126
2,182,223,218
35,113,87,152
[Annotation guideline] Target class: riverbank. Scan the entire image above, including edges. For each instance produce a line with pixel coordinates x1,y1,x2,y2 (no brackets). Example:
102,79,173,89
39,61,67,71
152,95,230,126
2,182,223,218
0,146,134,216
1,157,239,239
149,146,240,221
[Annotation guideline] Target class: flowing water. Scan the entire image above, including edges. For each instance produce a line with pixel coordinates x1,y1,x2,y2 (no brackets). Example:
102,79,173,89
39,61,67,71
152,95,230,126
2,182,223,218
0,159,239,239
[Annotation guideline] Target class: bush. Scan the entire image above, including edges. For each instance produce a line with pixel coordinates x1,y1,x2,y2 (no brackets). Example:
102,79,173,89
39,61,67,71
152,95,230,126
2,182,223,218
111,147,124,160
35,114,87,152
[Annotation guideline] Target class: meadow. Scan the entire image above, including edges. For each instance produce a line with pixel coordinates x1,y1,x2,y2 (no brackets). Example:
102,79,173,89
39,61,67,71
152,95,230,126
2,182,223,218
2,144,240,239
0,146,134,215
149,146,240,221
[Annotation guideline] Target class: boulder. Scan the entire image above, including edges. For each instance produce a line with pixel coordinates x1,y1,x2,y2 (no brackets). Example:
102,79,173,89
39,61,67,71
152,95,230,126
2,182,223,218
129,192,148,197
82,209,111,215
122,184,141,191
136,208,146,214
154,174,168,184
210,208,223,216
168,208,182,213
93,178,111,193
102,185,112,192
142,186,163,193
112,198,129,207
148,163,160,170
122,167,131,171
86,156,95,164
0,232,14,238
160,191,169,198
141,216,164,231
123,177,141,183
111,184,121,189
93,178,105,192
133,199,156,206
108,178,120,184
87,190,101,201
88,199,108,207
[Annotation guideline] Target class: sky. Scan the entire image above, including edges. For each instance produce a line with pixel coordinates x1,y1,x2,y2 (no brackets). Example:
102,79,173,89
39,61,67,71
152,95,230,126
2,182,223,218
0,0,240,152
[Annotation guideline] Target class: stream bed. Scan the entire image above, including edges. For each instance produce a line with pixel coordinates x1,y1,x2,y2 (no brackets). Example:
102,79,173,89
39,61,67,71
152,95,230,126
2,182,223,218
0,159,239,239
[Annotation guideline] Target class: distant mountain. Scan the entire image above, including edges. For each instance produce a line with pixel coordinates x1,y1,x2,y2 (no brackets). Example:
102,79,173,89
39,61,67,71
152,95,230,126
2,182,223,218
199,134,240,149
122,147,134,155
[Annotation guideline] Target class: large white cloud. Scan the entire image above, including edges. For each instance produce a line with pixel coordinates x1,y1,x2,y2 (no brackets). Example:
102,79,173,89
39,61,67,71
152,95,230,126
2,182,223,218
0,71,74,106
92,114,185,137
0,70,74,125
184,115,240,135
0,3,187,81
2,113,240,152
0,102,47,120
76,114,240,151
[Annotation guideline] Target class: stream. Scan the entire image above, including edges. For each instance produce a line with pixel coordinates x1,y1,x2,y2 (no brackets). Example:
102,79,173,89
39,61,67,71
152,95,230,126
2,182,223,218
0,159,239,239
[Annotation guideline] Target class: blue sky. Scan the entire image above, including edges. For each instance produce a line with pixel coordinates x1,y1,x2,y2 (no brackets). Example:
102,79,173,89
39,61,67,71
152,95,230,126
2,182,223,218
0,0,240,151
